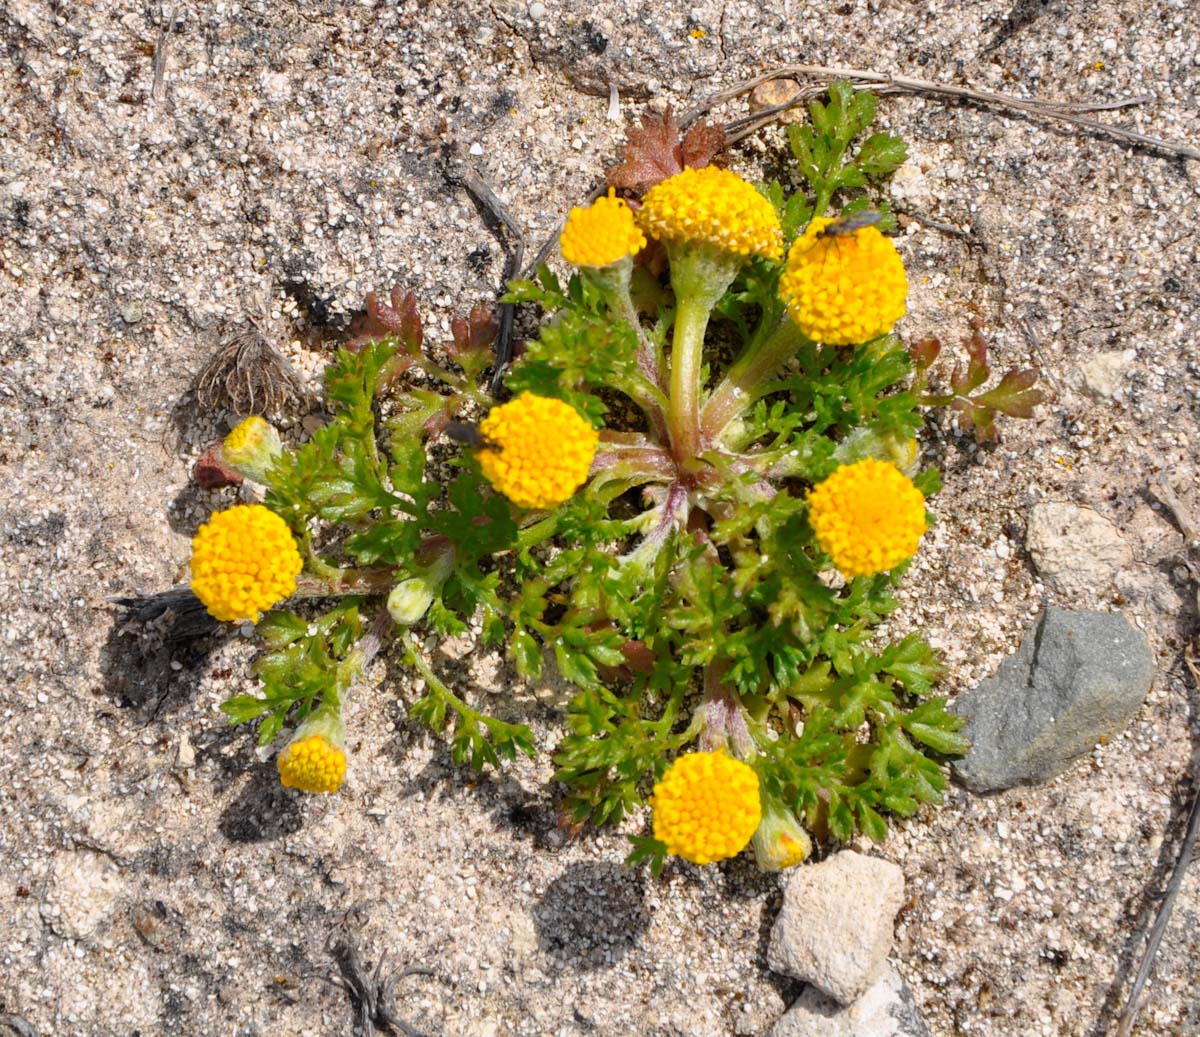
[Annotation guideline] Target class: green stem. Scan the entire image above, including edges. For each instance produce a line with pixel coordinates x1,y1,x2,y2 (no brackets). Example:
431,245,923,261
403,629,479,726
584,260,662,387
702,317,811,443
813,184,836,219
516,514,560,552
298,531,400,597
668,293,712,460
664,244,743,462
416,357,467,390
584,262,669,438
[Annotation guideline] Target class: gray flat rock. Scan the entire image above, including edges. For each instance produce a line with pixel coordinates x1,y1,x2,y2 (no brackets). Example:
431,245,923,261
952,607,1154,792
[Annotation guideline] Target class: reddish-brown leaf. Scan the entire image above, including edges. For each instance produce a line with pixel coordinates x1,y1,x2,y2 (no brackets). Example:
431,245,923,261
907,336,941,372
605,108,685,194
194,441,243,489
606,108,725,194
977,369,1047,418
680,122,725,169
449,302,498,357
346,287,423,354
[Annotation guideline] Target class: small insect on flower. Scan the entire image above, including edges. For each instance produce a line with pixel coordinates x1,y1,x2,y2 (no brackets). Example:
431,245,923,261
779,213,907,345
813,208,885,240
808,210,885,271
443,420,494,449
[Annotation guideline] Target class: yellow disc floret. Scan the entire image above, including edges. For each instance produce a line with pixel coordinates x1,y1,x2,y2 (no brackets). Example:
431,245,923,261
190,504,303,622
223,416,269,457
278,734,346,794
807,458,927,579
779,216,907,345
638,166,783,262
651,751,762,865
476,392,599,510
560,188,647,268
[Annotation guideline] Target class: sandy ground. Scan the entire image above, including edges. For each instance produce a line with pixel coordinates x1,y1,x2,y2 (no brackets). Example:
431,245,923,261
1,1,1198,1035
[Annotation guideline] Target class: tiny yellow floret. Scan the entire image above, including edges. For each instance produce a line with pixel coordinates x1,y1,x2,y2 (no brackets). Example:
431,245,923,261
477,392,598,510
223,416,269,457
278,734,346,794
807,458,927,579
651,751,762,865
779,216,907,345
638,166,783,262
560,188,647,268
190,504,303,622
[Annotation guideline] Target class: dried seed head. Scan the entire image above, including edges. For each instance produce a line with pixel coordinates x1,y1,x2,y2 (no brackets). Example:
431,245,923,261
194,324,307,417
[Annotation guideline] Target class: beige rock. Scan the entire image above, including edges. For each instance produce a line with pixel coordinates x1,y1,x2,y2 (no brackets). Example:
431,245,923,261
1068,349,1137,399
749,79,806,123
768,851,905,1004
1026,502,1132,598
40,851,125,940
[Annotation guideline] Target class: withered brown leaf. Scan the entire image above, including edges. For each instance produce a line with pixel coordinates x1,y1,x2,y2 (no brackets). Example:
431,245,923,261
605,107,725,194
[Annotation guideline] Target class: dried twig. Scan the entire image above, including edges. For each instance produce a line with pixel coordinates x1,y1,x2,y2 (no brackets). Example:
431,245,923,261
1017,315,1062,394
680,64,1198,159
150,4,175,103
1110,485,1200,1037
0,1015,40,1037
327,937,434,1037
896,208,972,240
1150,480,1200,549
521,66,1189,283
1112,664,1200,1037
444,163,526,395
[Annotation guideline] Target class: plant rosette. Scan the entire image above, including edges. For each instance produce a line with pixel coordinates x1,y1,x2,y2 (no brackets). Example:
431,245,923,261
174,81,1044,874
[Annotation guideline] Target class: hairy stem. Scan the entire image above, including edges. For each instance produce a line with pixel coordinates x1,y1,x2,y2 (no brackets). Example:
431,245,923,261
403,629,480,727
664,245,743,462
703,318,810,443
584,262,670,439
668,293,712,461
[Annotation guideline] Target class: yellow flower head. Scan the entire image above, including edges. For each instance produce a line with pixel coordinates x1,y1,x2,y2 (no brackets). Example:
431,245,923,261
477,392,598,510
779,216,907,345
221,416,283,484
278,734,346,794
807,458,927,579
560,188,647,268
651,751,762,865
190,504,303,622
638,166,783,262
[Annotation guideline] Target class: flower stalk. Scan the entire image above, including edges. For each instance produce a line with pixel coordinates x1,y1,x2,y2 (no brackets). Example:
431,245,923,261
666,246,743,460
702,314,810,443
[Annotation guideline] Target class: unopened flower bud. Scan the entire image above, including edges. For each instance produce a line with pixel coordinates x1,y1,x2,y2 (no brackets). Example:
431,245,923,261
221,416,283,484
751,800,813,871
387,576,437,626
387,552,453,627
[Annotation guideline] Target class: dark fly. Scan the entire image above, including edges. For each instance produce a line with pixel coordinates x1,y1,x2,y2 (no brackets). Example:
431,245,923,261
807,209,885,272
814,209,884,240
444,420,496,450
